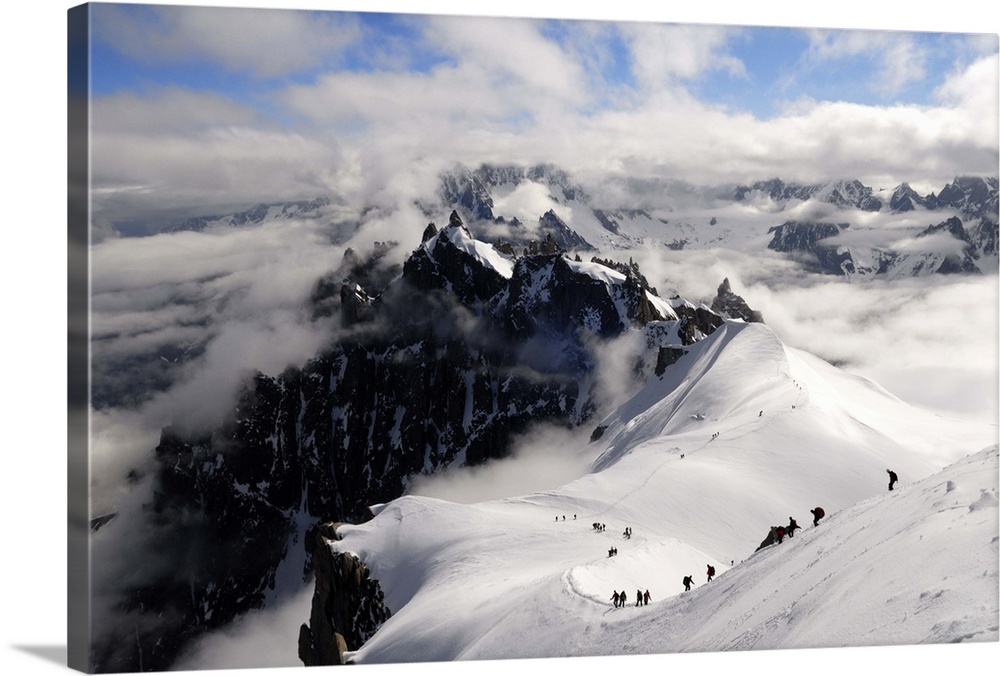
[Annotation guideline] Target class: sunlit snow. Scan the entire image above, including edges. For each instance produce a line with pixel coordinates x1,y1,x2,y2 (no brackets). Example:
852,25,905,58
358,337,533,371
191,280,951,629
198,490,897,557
332,321,997,665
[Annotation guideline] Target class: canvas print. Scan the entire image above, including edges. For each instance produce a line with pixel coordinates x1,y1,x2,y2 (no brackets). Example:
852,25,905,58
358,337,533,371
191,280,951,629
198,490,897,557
68,2,999,673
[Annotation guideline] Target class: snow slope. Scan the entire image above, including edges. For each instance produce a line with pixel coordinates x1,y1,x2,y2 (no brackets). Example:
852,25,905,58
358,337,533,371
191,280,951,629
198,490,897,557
332,321,998,665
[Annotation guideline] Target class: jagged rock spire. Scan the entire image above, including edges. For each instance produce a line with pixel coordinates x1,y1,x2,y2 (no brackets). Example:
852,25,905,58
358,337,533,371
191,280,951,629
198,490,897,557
710,278,764,323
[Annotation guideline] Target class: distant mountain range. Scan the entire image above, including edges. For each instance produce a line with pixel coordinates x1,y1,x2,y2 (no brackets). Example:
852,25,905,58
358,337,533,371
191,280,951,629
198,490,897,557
147,166,998,280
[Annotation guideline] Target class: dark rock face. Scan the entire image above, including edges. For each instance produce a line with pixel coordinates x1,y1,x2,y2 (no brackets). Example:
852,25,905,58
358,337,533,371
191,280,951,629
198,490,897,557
673,304,726,346
734,178,814,203
936,176,997,220
591,208,653,236
734,179,882,211
438,163,589,225
537,210,596,252
889,183,931,212
766,221,853,274
299,524,391,666
825,180,883,212
936,177,999,265
439,168,496,222
402,220,508,307
92,214,722,673
767,212,991,277
310,241,400,320
915,216,981,274
654,346,686,376
710,278,764,324
438,164,595,252
767,221,847,253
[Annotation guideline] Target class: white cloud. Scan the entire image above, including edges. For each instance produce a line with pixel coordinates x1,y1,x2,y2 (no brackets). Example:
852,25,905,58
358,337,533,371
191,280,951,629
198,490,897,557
934,53,1000,131
90,90,352,226
173,587,315,670
804,29,927,96
90,220,346,437
616,244,998,426
491,181,568,225
621,22,746,94
408,423,597,503
94,4,362,77
424,15,592,109
88,10,998,230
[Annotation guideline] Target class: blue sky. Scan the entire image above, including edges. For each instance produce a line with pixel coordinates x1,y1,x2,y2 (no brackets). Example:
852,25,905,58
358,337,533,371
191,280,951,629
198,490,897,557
88,6,994,118
82,1,999,225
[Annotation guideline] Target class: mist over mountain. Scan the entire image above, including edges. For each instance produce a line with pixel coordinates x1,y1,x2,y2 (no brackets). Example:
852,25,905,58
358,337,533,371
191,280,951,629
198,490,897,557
84,166,997,673
88,210,758,672
138,166,998,282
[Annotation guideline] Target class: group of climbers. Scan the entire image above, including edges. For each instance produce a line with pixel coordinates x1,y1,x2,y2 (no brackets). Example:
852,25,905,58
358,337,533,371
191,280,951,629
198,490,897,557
680,564,714,591
754,470,899,553
604,468,902,607
610,588,651,608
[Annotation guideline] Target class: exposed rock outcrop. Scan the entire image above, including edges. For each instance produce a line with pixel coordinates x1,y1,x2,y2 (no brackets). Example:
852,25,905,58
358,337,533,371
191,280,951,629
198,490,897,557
299,523,391,666
710,278,764,324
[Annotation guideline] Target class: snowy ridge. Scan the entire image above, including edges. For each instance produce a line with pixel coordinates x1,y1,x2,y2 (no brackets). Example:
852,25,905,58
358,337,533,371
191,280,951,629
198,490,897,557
332,319,997,665
427,223,515,279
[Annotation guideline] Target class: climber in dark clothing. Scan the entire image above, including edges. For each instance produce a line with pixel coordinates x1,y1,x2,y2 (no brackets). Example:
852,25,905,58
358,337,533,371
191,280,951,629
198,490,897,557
643,589,651,605
635,589,643,607
810,507,825,526
787,517,799,538
706,564,715,582
887,469,898,491
683,575,694,591
611,590,620,608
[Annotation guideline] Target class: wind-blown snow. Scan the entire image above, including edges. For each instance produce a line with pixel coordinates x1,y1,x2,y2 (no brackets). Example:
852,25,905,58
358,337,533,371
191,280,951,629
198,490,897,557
333,321,997,665
564,258,628,285
429,225,516,279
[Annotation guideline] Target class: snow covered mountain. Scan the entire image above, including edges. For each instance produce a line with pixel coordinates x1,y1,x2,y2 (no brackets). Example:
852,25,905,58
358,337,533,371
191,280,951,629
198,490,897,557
429,166,999,278
313,319,997,666
88,206,996,673
90,213,752,672
164,197,333,233
139,166,998,281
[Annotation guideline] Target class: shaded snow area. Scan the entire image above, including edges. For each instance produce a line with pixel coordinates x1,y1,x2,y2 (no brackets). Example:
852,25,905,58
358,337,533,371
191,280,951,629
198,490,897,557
333,321,998,666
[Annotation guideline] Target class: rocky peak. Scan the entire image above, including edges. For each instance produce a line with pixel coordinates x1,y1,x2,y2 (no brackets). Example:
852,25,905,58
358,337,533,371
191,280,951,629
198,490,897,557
767,221,847,252
825,179,883,212
937,176,999,220
710,278,764,323
889,183,927,212
919,215,969,242
766,221,854,275
438,167,496,222
401,212,510,308
309,241,400,320
438,164,592,226
536,209,596,252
